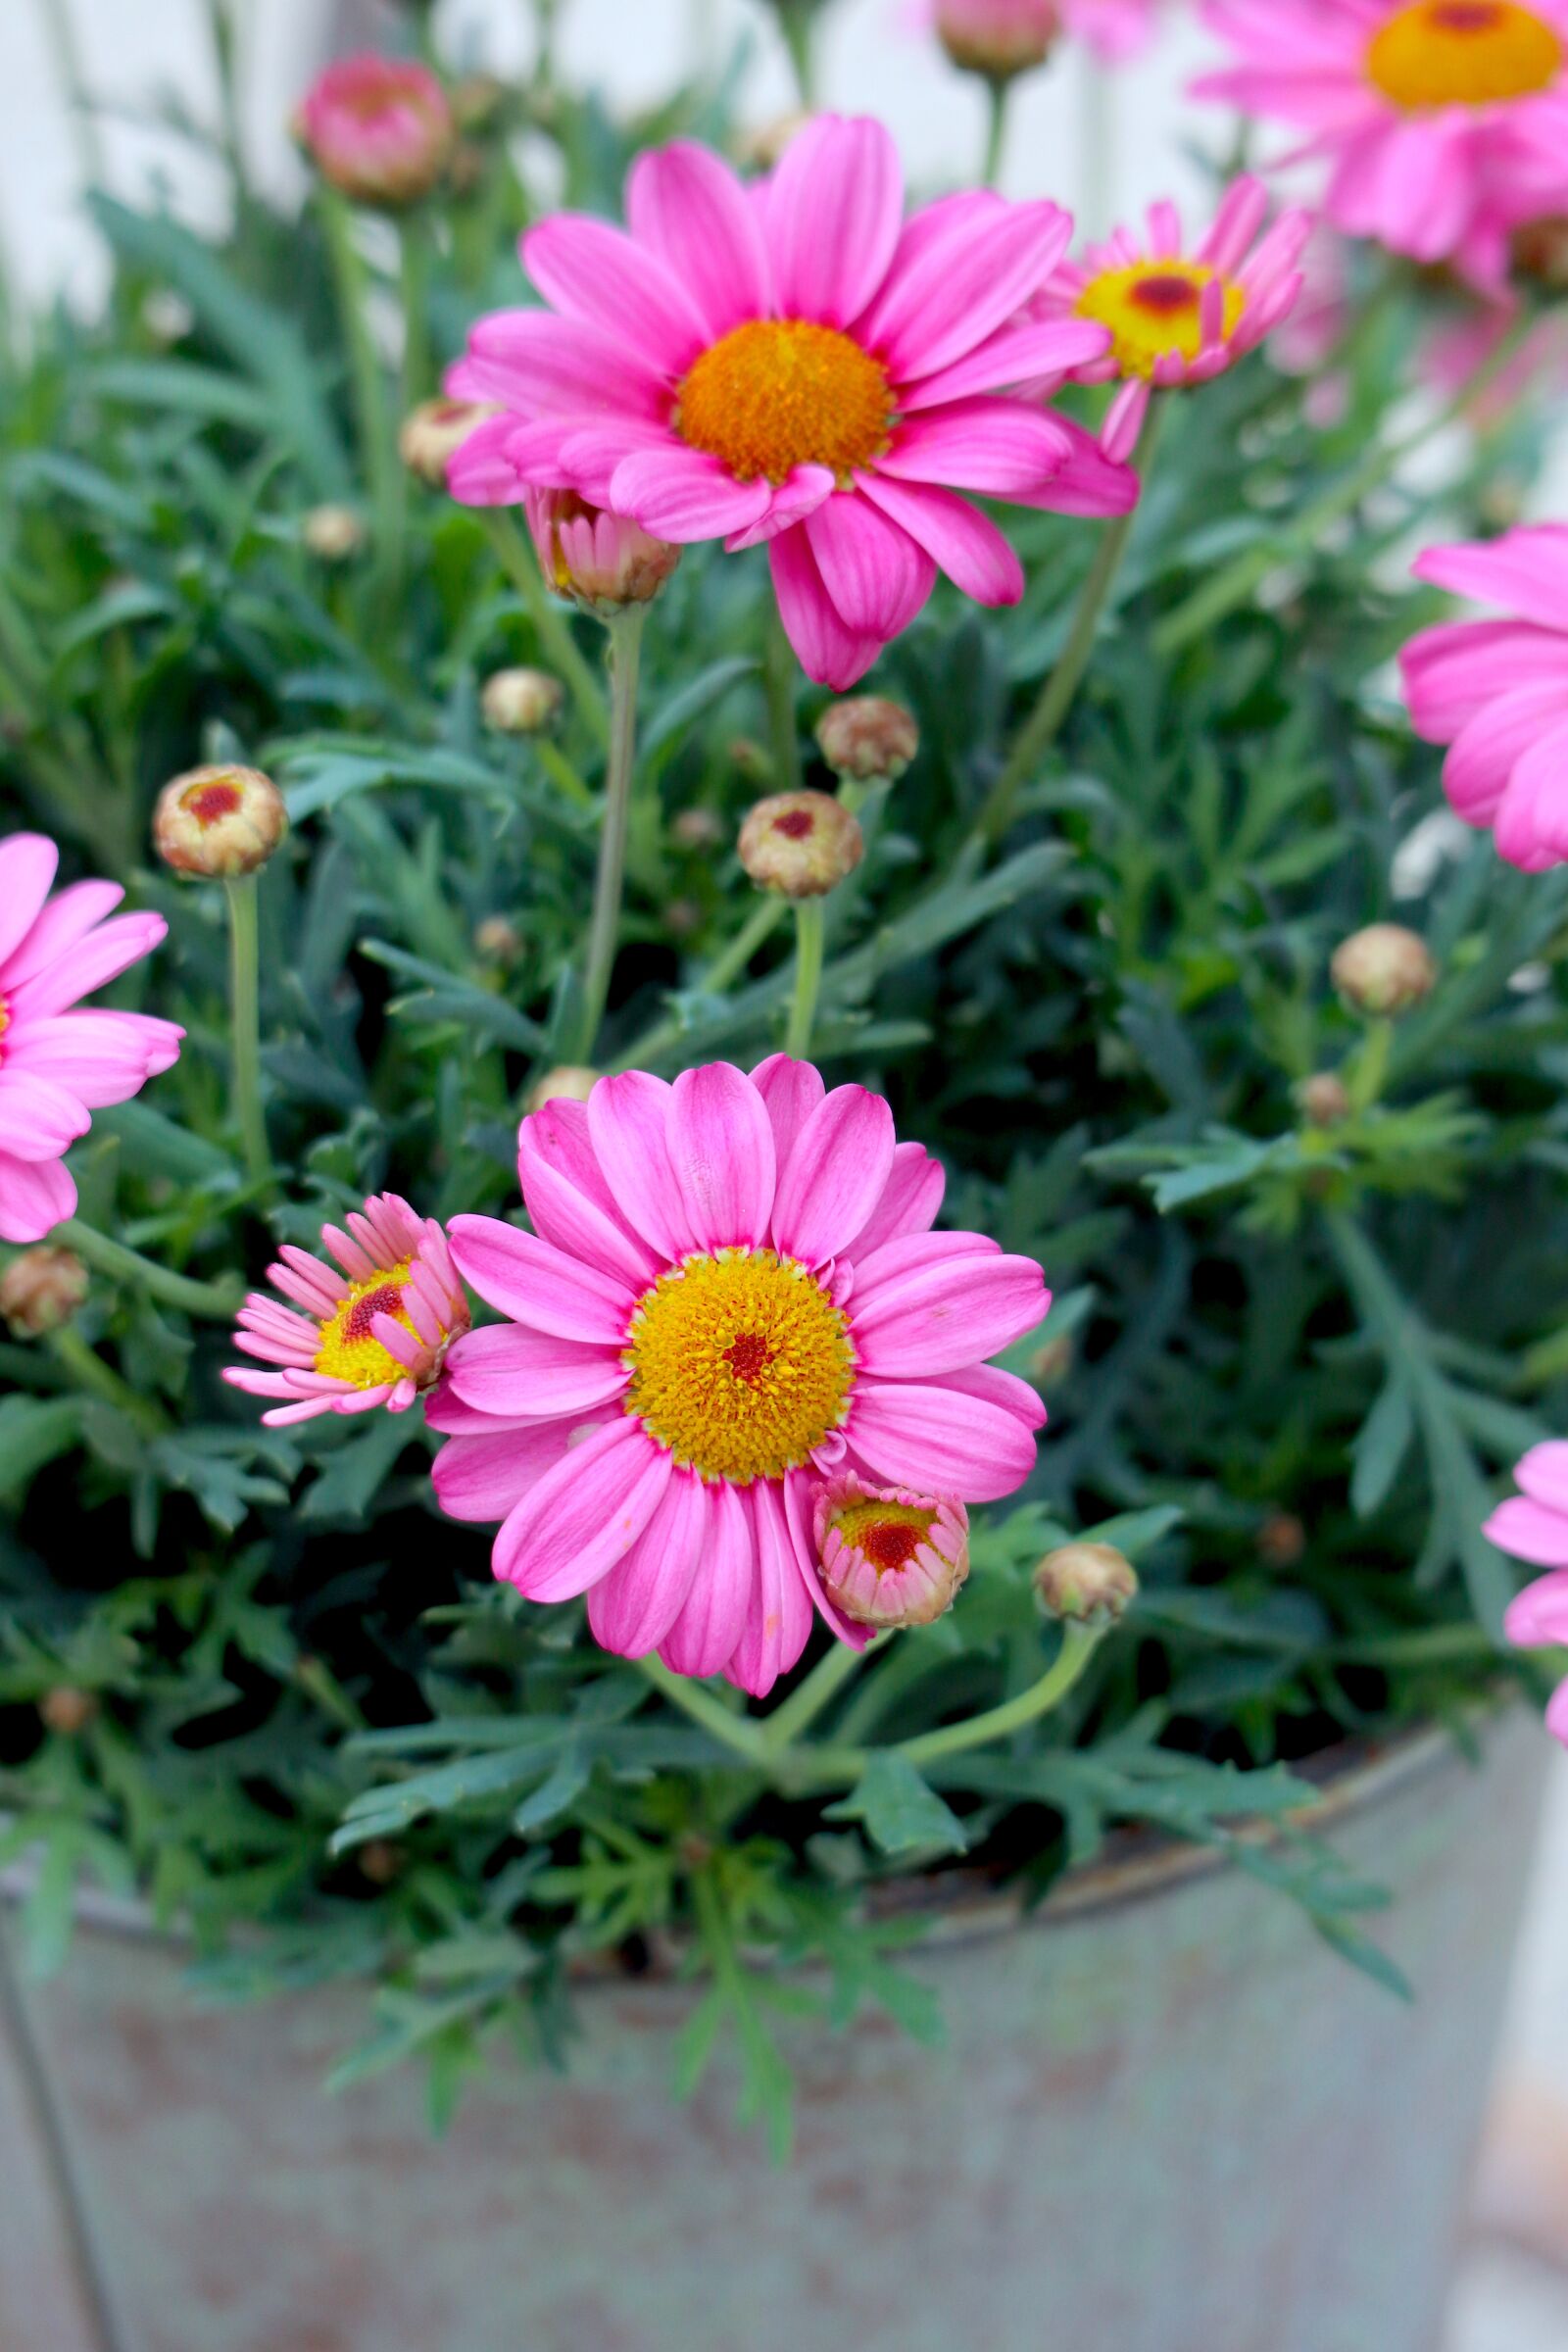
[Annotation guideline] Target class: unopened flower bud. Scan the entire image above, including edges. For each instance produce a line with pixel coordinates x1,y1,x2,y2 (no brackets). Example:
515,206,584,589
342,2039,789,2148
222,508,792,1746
524,488,679,615
815,695,919,783
0,1248,88,1337
302,504,366,562
814,1476,970,1630
1257,1512,1306,1568
1331,924,1437,1016
482,666,564,735
399,395,499,488
1028,1335,1074,1388
735,110,816,172
358,1838,405,1886
936,0,1062,78
663,896,703,940
1298,1072,1351,1128
525,1064,599,1111
1034,1542,1138,1625
294,54,454,208
39,1687,98,1737
451,73,508,135
475,916,524,968
738,790,863,899
154,764,287,879
672,807,725,850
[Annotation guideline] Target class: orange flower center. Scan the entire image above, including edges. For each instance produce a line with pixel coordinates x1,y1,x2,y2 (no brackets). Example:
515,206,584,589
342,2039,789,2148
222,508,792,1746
1366,1,1562,108
675,320,895,487
183,780,242,826
1074,260,1246,379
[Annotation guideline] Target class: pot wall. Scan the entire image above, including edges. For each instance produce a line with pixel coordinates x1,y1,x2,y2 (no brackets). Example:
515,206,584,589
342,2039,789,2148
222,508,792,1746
0,1709,1548,2352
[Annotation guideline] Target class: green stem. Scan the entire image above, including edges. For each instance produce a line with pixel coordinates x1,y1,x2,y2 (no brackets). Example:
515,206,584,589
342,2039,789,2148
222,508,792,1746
224,875,271,1192
572,610,646,1061
608,898,787,1074
399,213,432,412
53,1218,239,1322
48,1327,169,1438
763,607,804,795
1153,308,1538,658
1078,49,1115,240
897,1622,1103,1766
981,76,1011,189
784,897,826,1059
762,1639,866,1754
976,498,1141,847
483,512,610,750
776,2,817,105
203,0,251,210
318,187,403,570
532,737,598,813
636,1654,767,1764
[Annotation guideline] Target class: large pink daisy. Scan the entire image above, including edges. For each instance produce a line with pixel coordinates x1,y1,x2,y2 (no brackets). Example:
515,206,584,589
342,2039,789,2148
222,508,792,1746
430,1057,1050,1697
444,115,1136,690
1399,526,1568,869
0,833,182,1246
1194,0,1568,266
1488,1443,1568,1745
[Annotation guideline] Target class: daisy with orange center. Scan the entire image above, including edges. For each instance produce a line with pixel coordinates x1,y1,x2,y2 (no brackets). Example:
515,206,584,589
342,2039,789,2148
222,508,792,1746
1030,177,1312,462
225,1194,469,1426
443,114,1136,690
1194,1,1568,267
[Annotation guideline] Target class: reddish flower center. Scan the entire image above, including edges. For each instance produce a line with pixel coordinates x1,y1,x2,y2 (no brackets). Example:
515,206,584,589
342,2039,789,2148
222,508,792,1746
723,1332,774,1383
182,780,243,827
1366,1,1562,109
772,809,816,840
860,1519,924,1573
342,1281,405,1344
675,319,895,487
1128,272,1201,315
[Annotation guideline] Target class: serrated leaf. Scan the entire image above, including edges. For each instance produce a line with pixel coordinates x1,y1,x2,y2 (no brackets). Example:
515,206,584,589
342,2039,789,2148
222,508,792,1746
826,1752,970,1857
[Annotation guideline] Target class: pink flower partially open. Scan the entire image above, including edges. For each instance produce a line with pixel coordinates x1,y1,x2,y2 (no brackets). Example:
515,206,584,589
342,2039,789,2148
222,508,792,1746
430,1058,1050,1697
1489,1443,1568,1745
0,834,182,1246
814,1474,971,1629
1030,176,1311,459
225,1194,470,1426
444,115,1136,690
1399,525,1568,869
1194,0,1568,267
295,54,454,208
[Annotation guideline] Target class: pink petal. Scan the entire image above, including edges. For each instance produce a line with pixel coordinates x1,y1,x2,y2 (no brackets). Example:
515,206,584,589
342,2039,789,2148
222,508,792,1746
446,1324,629,1419
768,525,882,692
1414,528,1568,635
878,399,1070,497
0,835,59,968
586,1071,693,1265
1444,682,1568,826
0,1071,91,1161
725,1478,814,1699
587,1465,710,1658
856,475,1023,607
1503,1567,1568,1646
1516,1444,1568,1513
523,214,708,376
863,198,1073,384
660,1477,757,1679
1013,414,1142,517
804,495,935,642
930,1360,1049,1432
854,1250,1050,1378
517,1098,661,1289
900,317,1111,413
667,1062,776,1251
772,1085,896,1269
749,1054,826,1173
723,466,837,554
447,415,527,507
0,879,122,993
610,445,770,543
782,1466,872,1653
1485,1495,1568,1569
447,1216,635,1346
1494,718,1568,870
842,1142,945,1261
461,310,666,420
0,1150,76,1245
766,115,904,329
10,912,168,1021
1102,379,1151,467
1545,1677,1568,1748
848,1379,1039,1502
496,1418,671,1600
626,141,771,339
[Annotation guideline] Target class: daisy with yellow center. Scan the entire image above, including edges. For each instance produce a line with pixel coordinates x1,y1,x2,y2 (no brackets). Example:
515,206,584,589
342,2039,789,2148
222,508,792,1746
813,1474,971,1631
1029,177,1310,463
1195,0,1568,268
430,1058,1050,1698
225,1193,469,1426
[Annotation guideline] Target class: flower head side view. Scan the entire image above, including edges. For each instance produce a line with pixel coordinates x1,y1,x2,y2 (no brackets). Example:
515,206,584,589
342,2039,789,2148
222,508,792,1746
0,832,182,1246
1194,0,1568,270
444,115,1138,688
428,1057,1049,1696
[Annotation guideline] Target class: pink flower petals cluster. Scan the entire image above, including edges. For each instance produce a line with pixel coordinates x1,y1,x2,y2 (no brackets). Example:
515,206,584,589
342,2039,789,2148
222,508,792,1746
1399,526,1568,870
446,116,1136,690
1193,0,1568,268
0,834,182,1246
429,1057,1050,1697
225,1194,470,1426
295,54,454,208
1489,1444,1568,1746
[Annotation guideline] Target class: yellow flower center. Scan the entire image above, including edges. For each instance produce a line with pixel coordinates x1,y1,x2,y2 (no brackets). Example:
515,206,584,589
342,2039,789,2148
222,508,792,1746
1366,1,1562,108
831,1498,939,1573
1073,262,1246,380
674,320,896,487
315,1260,419,1391
623,1248,856,1483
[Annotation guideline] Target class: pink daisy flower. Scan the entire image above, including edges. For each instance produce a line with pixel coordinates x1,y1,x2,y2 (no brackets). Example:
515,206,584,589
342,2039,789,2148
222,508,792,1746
1399,526,1568,870
430,1058,1050,1698
814,1474,971,1630
224,1194,470,1427
1029,176,1312,461
1193,0,1568,267
443,115,1135,691
1487,1443,1568,1746
0,833,183,1247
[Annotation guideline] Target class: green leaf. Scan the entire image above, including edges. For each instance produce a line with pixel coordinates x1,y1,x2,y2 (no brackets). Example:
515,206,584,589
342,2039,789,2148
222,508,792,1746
826,1753,970,1858
0,1398,83,1505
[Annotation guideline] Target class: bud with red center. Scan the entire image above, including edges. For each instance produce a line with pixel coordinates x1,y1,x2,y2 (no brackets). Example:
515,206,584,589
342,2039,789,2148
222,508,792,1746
813,1474,970,1630
815,695,919,784
935,0,1062,77
738,789,863,898
399,395,499,488
0,1247,88,1337
153,764,288,879
295,54,454,209
1330,924,1438,1017
523,488,680,616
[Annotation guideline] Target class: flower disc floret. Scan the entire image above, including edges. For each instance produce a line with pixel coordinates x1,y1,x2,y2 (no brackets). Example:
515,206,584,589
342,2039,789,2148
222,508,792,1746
1367,1,1562,109
676,320,894,487
624,1248,855,1481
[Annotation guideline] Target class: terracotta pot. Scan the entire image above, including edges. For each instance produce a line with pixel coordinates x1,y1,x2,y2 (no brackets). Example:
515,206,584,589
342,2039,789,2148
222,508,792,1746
0,1708,1547,2352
